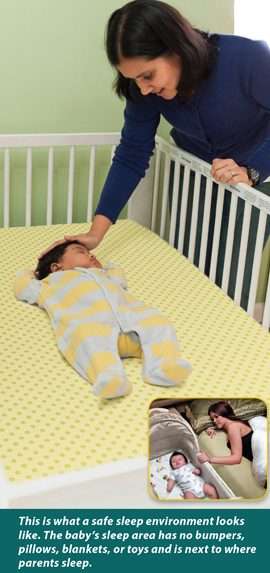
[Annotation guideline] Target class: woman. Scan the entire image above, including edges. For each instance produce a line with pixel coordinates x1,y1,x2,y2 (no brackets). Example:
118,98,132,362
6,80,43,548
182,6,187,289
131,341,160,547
40,1,270,306
198,401,254,466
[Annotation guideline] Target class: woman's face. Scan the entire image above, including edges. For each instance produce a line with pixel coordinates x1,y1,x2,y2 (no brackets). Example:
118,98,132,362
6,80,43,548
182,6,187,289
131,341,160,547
210,412,227,429
117,56,181,99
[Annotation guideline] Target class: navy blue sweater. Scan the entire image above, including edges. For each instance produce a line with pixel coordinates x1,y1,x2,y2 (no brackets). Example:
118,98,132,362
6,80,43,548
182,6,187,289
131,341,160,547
96,35,270,223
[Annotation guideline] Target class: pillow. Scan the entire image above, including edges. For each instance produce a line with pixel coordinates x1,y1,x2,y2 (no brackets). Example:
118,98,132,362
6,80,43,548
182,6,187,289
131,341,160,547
249,416,267,487
185,399,267,434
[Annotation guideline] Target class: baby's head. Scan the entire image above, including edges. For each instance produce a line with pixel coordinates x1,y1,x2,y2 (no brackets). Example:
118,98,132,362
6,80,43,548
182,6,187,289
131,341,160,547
170,451,188,469
36,241,102,280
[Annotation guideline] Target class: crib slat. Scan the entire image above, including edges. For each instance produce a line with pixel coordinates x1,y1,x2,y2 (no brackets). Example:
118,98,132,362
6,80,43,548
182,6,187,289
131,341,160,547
87,145,96,223
4,148,10,228
67,146,75,224
198,178,212,273
234,202,252,306
151,148,162,232
262,268,270,330
169,160,180,246
188,172,201,263
177,166,190,254
25,147,32,227
247,210,267,317
209,185,224,283
47,146,54,226
221,192,238,294
160,153,171,239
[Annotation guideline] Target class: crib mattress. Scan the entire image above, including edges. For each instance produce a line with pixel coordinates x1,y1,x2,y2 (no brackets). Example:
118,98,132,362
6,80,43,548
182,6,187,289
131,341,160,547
0,219,270,490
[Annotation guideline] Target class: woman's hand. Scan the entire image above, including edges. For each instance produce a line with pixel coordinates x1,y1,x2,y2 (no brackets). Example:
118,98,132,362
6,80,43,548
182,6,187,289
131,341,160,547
211,159,252,187
38,231,100,260
205,428,216,439
198,450,211,464
37,215,112,260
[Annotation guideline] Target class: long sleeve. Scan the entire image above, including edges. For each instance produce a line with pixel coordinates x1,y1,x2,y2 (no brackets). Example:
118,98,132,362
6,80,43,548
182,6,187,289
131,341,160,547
241,40,270,181
103,262,127,289
13,269,42,306
95,87,160,223
96,35,270,225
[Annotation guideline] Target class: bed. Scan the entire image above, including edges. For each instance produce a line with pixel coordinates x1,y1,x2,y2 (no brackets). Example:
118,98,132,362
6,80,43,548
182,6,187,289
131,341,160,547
0,133,269,509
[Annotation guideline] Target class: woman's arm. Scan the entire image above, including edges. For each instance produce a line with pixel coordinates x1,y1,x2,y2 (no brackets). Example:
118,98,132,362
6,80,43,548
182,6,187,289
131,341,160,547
198,425,243,465
95,90,160,223
211,40,270,186
39,92,160,259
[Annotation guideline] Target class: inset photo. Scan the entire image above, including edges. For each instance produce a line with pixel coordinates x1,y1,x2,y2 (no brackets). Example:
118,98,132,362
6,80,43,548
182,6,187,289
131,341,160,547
149,397,267,501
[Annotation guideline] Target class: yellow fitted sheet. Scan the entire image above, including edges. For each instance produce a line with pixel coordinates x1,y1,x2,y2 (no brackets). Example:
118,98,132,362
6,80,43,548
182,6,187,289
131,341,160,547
0,220,269,484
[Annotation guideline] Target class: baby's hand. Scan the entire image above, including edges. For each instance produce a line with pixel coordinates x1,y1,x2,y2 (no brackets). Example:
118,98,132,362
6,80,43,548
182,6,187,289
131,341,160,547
192,468,201,475
205,428,216,439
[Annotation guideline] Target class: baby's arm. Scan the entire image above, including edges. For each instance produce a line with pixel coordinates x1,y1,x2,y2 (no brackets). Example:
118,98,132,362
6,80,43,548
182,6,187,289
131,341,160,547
13,269,42,305
192,467,201,475
167,478,175,492
103,262,127,289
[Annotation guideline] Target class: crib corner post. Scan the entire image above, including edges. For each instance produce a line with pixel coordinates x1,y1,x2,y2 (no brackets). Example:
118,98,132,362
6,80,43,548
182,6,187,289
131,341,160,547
127,155,155,229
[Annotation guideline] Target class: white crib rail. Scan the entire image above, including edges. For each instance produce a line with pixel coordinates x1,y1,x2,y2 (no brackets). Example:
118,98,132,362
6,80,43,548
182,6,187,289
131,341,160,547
153,136,270,331
0,133,121,228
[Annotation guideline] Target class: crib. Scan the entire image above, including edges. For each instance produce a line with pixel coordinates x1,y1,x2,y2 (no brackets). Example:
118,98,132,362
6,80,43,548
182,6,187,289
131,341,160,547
0,132,269,509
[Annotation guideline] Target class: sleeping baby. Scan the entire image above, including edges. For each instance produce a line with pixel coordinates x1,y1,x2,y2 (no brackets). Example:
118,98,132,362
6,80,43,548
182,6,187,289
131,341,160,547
167,452,218,499
13,241,192,399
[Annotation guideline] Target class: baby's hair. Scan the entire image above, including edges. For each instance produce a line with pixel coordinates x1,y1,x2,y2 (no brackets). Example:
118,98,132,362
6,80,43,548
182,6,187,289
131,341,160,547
36,240,81,281
169,451,188,468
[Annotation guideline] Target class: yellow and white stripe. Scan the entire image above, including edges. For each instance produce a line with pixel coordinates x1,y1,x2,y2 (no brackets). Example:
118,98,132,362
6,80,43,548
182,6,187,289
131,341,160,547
13,262,192,398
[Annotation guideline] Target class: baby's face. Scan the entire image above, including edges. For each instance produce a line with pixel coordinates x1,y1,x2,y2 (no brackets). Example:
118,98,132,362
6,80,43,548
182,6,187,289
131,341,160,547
57,243,102,271
171,454,187,469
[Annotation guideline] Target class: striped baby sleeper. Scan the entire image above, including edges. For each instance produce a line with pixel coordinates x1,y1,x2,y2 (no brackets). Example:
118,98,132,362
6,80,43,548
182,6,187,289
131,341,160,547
13,262,192,398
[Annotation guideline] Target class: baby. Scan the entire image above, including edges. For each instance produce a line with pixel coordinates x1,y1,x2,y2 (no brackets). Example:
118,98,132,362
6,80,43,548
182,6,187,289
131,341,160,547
167,451,218,499
13,241,192,399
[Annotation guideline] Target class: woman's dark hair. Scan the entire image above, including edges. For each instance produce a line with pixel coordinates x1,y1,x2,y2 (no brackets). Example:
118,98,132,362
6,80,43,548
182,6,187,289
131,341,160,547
169,451,188,468
36,240,80,281
208,401,251,428
106,0,219,102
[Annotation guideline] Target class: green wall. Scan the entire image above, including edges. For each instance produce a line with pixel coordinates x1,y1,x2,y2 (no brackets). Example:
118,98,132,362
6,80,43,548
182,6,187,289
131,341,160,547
0,0,234,135
0,0,234,227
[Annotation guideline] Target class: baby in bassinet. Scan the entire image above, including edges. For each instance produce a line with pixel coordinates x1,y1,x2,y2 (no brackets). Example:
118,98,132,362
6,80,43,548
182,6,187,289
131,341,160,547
167,452,218,499
13,241,192,399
